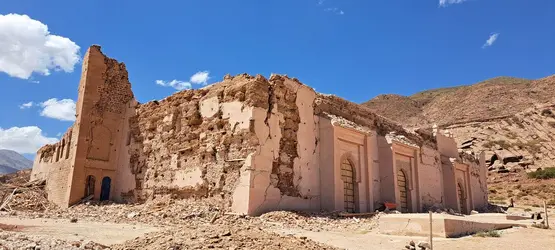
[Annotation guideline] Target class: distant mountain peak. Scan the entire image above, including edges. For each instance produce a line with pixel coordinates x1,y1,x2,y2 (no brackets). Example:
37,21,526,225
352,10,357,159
0,149,33,175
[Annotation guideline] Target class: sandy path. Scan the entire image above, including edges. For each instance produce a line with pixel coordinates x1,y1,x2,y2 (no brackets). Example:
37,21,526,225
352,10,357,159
275,227,555,250
0,217,159,245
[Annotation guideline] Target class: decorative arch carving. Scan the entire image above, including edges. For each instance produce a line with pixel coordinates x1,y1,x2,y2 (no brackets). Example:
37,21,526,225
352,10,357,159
87,124,112,161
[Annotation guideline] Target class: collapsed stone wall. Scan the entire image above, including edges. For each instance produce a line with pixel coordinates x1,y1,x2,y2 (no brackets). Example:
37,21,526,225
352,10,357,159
315,94,436,149
127,74,268,204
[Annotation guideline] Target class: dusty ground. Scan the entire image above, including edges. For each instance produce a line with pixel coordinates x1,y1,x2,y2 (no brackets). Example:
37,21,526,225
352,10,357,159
1,204,554,250
0,217,157,245
2,171,555,250
275,227,555,250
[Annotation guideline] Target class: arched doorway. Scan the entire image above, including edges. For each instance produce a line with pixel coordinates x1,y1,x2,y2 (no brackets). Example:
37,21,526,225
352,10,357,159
85,175,95,197
340,159,356,213
397,169,410,213
457,182,467,214
100,177,111,201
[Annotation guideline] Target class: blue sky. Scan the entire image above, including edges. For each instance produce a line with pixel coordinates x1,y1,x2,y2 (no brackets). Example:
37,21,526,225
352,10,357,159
0,0,554,157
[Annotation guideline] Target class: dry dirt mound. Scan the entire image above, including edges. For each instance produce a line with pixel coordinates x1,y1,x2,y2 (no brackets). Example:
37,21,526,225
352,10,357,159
363,75,555,127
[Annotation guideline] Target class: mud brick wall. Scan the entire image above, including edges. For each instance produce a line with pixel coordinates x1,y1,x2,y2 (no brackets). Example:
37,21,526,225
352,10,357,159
31,126,75,207
127,75,268,204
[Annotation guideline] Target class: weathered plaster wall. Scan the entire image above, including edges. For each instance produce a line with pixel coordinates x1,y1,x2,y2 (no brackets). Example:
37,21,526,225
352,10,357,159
442,157,458,210
319,117,335,211
436,133,458,158
377,136,396,204
31,128,76,207
334,126,370,212
455,165,472,213
465,153,488,211
245,77,321,215
418,146,444,210
392,143,419,213
67,45,135,205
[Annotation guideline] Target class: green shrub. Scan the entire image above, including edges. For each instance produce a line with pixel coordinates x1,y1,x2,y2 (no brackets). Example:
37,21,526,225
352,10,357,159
524,208,532,212
474,230,501,238
528,168,555,179
548,199,555,206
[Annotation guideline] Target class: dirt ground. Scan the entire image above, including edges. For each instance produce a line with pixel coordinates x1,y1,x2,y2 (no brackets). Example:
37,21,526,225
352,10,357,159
275,226,555,250
1,170,554,250
1,207,554,250
0,217,158,245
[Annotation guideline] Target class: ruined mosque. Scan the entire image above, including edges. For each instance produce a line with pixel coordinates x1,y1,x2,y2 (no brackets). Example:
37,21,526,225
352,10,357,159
31,46,488,215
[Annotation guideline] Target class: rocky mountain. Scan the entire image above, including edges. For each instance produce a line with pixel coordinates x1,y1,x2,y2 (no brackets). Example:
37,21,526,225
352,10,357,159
363,75,555,128
363,74,555,206
0,149,33,174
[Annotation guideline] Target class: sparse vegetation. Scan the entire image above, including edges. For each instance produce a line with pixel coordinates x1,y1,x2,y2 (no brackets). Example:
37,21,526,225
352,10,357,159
513,139,545,154
483,140,511,149
528,167,555,179
548,199,555,206
474,230,501,238
524,208,532,212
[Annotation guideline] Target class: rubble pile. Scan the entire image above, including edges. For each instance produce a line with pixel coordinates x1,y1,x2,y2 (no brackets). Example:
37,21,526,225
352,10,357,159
259,211,379,232
0,231,109,250
1,170,54,213
111,219,339,250
4,194,357,249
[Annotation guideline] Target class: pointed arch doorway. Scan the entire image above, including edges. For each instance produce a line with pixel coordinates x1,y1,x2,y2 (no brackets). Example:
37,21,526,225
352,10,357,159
100,177,111,201
341,159,356,213
397,169,410,213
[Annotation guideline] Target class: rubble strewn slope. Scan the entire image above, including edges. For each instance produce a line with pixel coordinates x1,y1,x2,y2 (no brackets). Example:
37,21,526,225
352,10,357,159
363,75,554,127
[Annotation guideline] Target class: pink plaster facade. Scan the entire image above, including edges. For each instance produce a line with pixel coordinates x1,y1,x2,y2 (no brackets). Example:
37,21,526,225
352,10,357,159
32,45,488,215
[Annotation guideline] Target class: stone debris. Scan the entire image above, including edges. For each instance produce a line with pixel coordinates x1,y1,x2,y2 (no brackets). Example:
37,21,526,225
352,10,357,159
403,240,430,250
0,171,339,249
0,231,109,250
0,171,53,213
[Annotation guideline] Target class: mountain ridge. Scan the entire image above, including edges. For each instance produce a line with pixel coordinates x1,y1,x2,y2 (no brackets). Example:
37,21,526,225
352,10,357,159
0,149,33,174
363,75,554,128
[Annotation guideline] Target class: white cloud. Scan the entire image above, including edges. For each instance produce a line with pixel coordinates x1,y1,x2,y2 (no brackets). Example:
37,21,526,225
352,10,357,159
324,7,344,15
19,102,34,109
0,126,58,154
439,0,470,7
156,71,212,91
155,79,192,91
0,13,80,79
190,71,210,85
318,0,325,5
482,33,500,48
39,98,76,121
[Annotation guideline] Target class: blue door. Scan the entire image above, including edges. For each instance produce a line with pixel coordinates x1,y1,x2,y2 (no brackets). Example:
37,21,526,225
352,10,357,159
100,177,111,201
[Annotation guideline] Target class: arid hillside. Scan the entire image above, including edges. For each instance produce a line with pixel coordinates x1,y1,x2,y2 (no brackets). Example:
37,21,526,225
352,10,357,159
363,74,555,207
363,75,555,128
